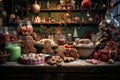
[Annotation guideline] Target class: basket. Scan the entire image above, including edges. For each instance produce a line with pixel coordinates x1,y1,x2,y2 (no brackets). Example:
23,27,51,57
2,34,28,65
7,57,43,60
0,51,10,64
74,47,95,59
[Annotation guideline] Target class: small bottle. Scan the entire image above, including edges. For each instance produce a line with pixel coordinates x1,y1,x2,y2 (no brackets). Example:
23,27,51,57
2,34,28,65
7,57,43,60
73,27,78,41
10,30,17,41
82,17,85,23
66,33,73,44
71,0,75,9
3,27,10,42
47,0,50,9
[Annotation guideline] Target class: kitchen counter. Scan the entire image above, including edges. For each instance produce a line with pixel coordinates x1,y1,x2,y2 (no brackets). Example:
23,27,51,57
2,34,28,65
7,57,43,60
0,59,120,80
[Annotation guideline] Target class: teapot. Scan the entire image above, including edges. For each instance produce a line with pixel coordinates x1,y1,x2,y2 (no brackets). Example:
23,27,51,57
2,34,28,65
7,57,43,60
94,49,117,62
98,49,112,62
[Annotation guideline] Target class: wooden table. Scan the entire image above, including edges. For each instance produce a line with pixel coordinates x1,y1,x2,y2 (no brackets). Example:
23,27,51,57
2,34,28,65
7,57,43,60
0,59,120,80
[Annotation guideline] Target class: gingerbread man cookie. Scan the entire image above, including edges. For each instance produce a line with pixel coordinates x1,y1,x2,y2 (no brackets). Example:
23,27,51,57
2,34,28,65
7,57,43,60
21,35,36,54
42,40,54,55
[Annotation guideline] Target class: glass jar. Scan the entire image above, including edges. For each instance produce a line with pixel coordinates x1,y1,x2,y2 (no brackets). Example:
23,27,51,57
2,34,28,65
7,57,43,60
2,27,10,42
5,43,21,61
10,30,17,41
66,33,73,45
17,20,33,35
57,34,66,45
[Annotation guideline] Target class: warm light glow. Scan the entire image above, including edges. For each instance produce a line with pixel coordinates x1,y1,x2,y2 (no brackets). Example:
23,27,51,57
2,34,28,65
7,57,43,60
106,19,111,24
66,12,70,17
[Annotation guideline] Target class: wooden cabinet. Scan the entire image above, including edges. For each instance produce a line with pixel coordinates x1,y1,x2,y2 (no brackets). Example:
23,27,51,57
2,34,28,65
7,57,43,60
0,62,120,80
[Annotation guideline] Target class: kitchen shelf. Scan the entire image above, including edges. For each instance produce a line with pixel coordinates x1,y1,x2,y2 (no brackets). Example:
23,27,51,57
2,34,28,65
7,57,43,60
0,41,21,43
33,22,99,26
39,8,107,12
8,22,100,26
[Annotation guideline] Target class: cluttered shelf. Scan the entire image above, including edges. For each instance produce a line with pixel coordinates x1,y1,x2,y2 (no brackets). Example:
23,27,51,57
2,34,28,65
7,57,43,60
8,22,100,27
39,8,107,12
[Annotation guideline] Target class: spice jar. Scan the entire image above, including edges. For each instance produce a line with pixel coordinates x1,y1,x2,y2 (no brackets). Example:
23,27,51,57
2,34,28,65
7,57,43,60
10,30,17,41
2,27,10,42
66,34,73,45
58,34,66,45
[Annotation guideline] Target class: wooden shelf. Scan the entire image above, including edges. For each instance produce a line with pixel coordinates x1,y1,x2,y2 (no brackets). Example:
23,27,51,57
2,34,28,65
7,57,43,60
0,41,20,43
33,22,99,25
8,22,99,26
39,8,107,12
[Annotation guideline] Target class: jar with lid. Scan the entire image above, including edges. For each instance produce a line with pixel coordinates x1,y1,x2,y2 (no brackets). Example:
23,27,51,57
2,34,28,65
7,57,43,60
56,31,66,45
2,27,10,42
10,30,17,41
17,20,33,36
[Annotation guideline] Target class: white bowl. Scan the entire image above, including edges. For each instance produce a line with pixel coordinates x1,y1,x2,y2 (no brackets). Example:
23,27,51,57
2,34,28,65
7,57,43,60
74,47,95,59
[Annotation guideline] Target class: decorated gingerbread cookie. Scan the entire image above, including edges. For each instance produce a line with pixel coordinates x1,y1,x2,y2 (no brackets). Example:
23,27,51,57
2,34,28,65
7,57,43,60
21,35,36,54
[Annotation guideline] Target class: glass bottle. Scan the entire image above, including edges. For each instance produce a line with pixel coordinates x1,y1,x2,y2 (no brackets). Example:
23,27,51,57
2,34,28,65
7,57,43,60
73,27,78,41
66,33,73,45
10,30,17,41
2,27,10,42
56,31,66,45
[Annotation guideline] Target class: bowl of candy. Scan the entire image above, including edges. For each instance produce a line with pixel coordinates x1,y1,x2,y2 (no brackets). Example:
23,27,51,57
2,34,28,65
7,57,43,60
19,53,47,65
73,38,95,58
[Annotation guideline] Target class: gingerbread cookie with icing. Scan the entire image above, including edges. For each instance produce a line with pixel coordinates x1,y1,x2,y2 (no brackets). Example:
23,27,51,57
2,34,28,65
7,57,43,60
21,35,36,54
